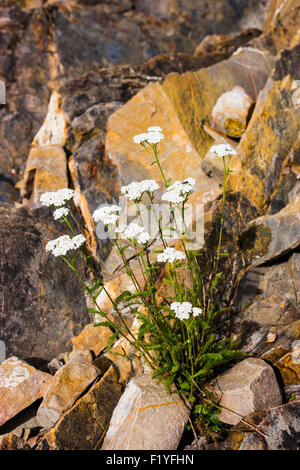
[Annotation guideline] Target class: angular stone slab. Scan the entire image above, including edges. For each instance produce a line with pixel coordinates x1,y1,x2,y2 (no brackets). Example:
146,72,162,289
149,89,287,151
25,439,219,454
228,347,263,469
36,352,100,428
0,356,51,427
102,374,190,450
209,358,282,425
36,366,122,450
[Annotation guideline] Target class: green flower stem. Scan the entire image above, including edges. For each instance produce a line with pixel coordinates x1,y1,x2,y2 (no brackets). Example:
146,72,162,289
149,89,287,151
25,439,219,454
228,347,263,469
141,142,169,188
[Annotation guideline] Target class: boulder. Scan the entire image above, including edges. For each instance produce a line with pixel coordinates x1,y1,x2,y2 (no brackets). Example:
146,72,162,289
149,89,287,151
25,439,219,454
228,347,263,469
0,356,51,427
208,358,282,425
36,365,122,450
36,351,100,428
102,374,190,450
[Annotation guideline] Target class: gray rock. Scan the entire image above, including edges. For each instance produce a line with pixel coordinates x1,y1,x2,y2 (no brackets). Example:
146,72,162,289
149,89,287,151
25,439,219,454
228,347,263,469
222,401,300,450
208,358,282,425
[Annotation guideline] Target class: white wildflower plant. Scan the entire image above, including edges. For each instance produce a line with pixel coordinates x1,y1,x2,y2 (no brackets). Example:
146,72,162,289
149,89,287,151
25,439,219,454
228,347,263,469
42,126,246,440
157,247,185,264
40,188,75,207
92,205,121,225
209,144,237,158
121,180,159,201
53,207,69,220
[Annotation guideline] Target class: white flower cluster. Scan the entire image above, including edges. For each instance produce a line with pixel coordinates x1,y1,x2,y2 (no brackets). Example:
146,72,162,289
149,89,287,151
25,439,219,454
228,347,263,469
116,223,150,245
121,180,159,201
162,178,196,204
210,144,237,158
46,234,86,257
53,207,69,220
157,247,185,264
170,301,203,320
133,126,164,145
40,188,75,207
92,205,121,225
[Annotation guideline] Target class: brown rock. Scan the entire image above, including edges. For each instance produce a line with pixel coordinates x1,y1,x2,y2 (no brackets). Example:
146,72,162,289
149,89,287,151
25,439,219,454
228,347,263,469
275,342,300,386
102,373,190,450
36,365,122,450
209,358,282,425
0,433,30,450
241,194,300,266
72,323,112,358
20,145,68,204
0,356,51,427
36,352,100,428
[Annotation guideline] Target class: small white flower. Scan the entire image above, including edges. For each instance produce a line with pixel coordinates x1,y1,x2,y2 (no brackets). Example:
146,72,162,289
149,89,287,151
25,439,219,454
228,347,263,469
162,189,185,204
170,301,193,320
53,207,69,220
157,247,185,264
71,234,86,249
121,180,159,201
133,133,150,144
162,178,195,204
210,144,237,158
192,307,203,317
45,234,86,257
146,131,164,144
92,205,121,225
147,126,162,132
40,188,75,207
133,129,164,145
116,222,150,245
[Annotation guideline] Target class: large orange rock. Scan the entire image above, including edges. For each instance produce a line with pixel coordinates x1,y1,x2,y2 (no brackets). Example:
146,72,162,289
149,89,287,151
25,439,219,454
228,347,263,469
106,81,221,210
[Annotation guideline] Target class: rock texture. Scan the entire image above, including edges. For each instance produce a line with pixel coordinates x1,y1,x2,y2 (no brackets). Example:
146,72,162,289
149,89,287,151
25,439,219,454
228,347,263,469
209,358,282,425
0,204,90,360
222,401,300,450
36,365,122,450
36,352,100,428
0,356,51,427
102,374,190,450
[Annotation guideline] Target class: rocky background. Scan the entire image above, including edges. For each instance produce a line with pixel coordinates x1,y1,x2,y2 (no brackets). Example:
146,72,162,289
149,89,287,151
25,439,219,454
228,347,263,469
0,0,300,450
